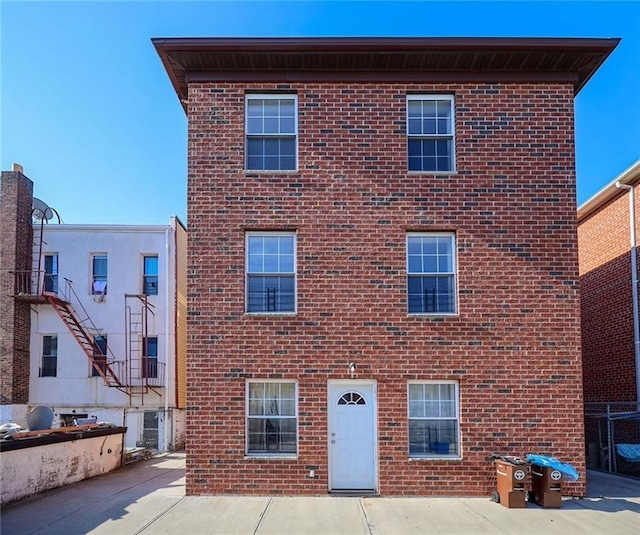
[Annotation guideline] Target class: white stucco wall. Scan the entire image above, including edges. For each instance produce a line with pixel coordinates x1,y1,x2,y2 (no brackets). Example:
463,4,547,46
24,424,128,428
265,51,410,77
173,409,186,450
1,431,124,505
27,224,183,451
0,404,28,427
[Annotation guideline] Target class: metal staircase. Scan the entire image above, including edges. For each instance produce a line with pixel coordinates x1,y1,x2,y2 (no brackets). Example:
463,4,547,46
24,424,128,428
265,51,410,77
12,272,123,387
44,290,122,387
13,270,165,395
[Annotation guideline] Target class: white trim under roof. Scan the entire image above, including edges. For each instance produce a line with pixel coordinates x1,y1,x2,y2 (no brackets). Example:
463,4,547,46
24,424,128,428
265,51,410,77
40,223,174,233
578,160,640,223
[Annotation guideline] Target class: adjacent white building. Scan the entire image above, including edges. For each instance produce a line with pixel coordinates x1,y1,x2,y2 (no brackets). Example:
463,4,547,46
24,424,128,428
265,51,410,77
24,219,187,452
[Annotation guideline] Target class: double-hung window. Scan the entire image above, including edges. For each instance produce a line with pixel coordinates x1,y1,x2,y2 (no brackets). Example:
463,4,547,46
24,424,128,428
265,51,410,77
408,381,459,457
247,381,297,455
92,254,108,295
41,335,57,377
407,233,457,314
246,95,297,171
407,95,455,172
246,232,296,313
143,255,159,295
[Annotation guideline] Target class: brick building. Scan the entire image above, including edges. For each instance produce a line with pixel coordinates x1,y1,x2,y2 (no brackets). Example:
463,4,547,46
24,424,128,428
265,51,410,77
578,161,640,403
154,37,618,496
0,165,33,425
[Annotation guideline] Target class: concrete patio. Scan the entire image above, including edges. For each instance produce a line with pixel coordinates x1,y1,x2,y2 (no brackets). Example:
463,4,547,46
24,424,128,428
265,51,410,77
2,452,639,534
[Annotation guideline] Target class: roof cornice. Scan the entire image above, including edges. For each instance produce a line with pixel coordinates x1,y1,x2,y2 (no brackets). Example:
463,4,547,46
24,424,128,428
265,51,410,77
152,37,620,111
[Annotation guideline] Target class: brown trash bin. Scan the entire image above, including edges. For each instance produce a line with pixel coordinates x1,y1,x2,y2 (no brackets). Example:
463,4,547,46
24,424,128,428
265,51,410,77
492,459,528,508
529,464,562,508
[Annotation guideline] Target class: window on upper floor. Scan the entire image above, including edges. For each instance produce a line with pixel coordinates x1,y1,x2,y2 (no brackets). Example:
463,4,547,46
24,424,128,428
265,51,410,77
142,336,158,379
246,95,297,171
407,233,457,315
246,380,297,456
407,95,455,173
246,232,296,313
92,335,108,377
40,335,57,377
44,254,58,294
92,254,108,295
408,381,460,458
143,255,159,295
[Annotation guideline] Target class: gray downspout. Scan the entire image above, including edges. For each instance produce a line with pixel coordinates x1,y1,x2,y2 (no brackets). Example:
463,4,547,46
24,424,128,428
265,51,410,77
615,181,640,405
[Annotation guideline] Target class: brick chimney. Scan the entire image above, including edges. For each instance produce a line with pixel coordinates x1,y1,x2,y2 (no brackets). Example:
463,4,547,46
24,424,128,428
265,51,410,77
0,164,34,424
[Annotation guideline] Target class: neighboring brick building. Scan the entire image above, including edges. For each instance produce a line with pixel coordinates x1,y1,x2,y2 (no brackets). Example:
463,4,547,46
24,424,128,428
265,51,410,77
578,161,640,403
155,37,618,496
0,165,33,426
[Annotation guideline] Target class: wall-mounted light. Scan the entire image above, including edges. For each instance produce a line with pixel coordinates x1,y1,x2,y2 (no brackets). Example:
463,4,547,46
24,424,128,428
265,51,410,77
348,362,356,378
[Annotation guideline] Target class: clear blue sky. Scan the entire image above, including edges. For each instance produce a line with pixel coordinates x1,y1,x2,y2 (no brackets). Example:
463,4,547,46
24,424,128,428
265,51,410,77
1,1,639,225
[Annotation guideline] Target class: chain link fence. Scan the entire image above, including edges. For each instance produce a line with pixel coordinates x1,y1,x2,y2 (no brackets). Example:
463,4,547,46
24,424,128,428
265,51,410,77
584,402,640,478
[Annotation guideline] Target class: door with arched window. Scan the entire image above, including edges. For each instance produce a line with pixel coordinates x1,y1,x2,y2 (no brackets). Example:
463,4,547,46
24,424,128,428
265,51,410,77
328,381,377,491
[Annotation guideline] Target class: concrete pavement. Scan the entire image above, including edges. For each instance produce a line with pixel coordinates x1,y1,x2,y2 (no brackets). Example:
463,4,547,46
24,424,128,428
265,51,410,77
2,452,639,534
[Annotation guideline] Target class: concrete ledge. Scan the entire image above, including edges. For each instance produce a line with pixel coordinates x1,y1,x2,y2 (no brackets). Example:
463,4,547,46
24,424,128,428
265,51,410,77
0,426,126,452
1,426,126,504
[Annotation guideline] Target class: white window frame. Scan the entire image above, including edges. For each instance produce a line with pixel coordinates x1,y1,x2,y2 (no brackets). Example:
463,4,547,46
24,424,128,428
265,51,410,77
91,253,108,295
142,254,159,295
43,253,58,294
407,94,456,173
245,231,297,314
245,94,298,172
246,379,298,457
142,336,159,379
406,232,458,315
91,334,108,377
407,380,460,459
41,334,58,377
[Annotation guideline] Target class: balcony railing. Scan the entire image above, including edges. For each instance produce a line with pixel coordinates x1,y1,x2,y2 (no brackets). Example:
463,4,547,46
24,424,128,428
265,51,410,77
12,270,65,302
110,360,166,389
12,270,44,297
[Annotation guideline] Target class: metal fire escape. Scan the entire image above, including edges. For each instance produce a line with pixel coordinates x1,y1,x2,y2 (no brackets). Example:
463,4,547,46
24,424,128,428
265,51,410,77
125,293,161,401
13,272,123,387
11,202,164,398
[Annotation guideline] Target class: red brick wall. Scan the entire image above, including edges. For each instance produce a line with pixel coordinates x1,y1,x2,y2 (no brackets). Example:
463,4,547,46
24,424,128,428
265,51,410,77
0,170,34,406
579,184,640,402
186,82,585,496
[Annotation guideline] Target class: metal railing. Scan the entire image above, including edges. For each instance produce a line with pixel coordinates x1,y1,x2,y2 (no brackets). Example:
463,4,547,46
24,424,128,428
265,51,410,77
12,269,45,296
110,360,166,388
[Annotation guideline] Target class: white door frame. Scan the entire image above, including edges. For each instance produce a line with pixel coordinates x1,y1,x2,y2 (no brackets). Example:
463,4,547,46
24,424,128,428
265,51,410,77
327,379,378,492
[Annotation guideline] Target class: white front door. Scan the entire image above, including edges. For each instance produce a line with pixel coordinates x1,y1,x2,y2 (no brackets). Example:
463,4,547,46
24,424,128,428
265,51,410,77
329,382,376,491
